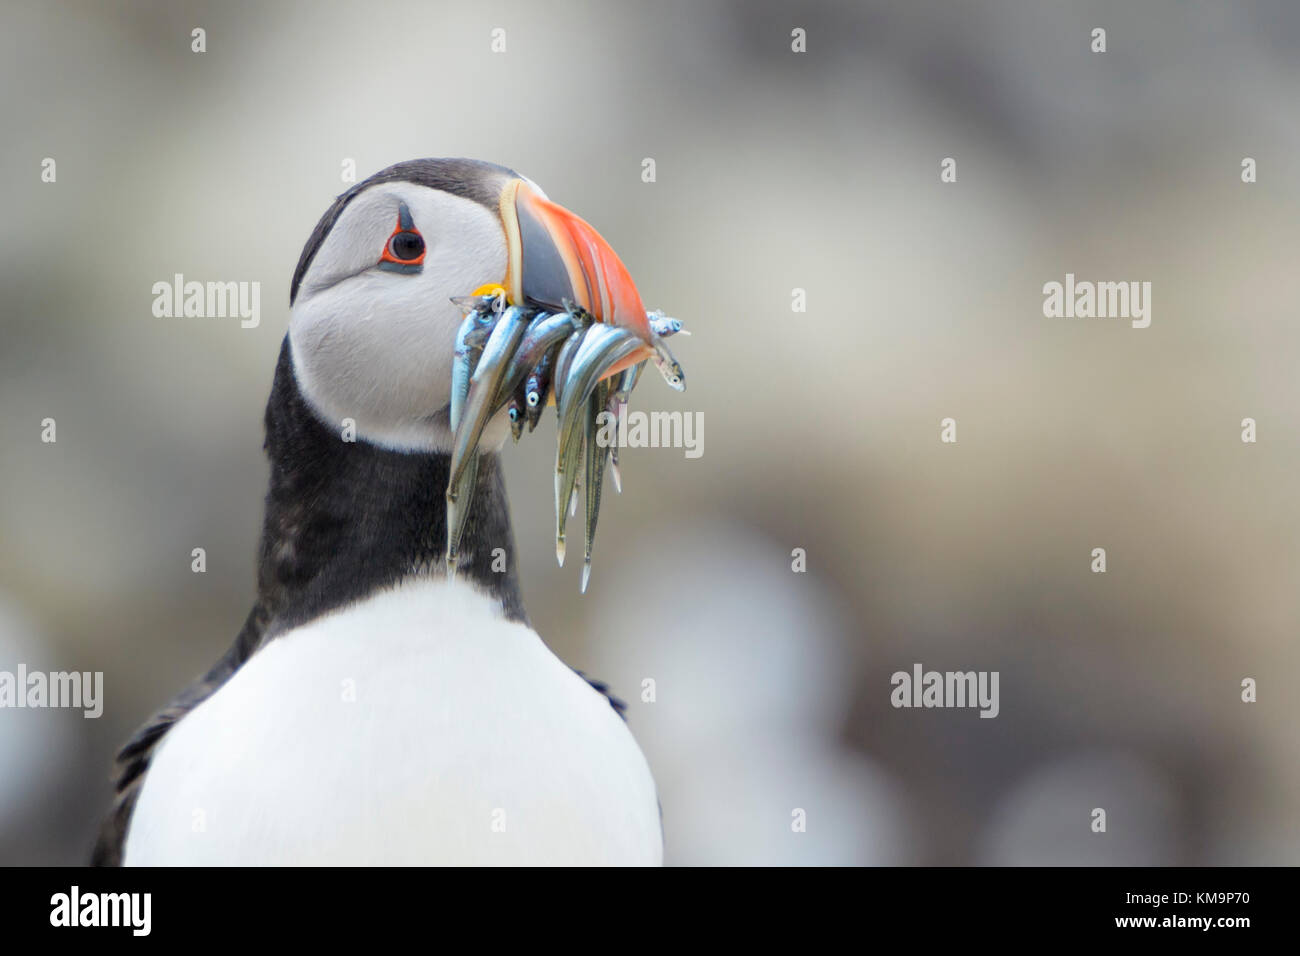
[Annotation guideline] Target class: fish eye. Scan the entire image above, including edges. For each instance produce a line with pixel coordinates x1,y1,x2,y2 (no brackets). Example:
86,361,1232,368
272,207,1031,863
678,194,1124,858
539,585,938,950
526,391,540,407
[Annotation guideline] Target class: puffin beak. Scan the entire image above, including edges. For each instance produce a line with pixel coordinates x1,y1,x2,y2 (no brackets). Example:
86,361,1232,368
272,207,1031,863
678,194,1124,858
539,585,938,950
500,180,654,374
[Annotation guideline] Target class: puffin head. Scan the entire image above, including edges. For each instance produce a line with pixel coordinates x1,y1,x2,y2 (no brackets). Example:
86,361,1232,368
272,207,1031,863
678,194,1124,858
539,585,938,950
287,158,651,452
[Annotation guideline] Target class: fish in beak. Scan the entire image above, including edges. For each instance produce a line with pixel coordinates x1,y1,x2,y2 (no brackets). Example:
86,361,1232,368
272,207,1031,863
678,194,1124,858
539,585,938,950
444,179,688,587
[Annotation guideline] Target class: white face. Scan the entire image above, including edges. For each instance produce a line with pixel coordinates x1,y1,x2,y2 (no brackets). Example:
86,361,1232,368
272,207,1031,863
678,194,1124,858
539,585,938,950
289,181,507,452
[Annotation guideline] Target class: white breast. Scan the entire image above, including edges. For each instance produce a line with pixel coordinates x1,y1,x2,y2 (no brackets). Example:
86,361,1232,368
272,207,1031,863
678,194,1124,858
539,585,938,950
124,578,662,865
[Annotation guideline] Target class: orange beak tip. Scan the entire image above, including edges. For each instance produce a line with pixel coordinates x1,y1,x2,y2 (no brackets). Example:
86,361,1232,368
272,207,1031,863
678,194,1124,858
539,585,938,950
507,179,653,340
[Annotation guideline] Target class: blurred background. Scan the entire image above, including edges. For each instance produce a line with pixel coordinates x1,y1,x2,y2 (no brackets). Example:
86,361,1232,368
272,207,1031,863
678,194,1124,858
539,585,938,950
2,0,1298,865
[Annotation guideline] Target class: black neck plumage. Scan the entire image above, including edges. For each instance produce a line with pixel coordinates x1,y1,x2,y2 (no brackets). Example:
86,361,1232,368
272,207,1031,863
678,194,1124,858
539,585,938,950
253,338,527,637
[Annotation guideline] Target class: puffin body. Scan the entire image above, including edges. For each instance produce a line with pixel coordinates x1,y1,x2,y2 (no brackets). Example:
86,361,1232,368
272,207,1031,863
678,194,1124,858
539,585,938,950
125,576,661,865
94,159,664,866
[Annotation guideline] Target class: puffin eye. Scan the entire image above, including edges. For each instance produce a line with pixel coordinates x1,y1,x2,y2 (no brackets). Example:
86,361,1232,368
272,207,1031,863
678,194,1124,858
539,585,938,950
388,231,425,262
378,202,426,273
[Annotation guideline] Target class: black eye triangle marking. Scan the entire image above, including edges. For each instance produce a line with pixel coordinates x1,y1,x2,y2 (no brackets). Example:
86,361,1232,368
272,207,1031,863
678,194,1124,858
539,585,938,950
396,200,416,232
379,201,425,273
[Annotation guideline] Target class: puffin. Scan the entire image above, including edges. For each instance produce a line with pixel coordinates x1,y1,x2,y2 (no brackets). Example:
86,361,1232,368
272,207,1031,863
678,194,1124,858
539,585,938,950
92,158,664,866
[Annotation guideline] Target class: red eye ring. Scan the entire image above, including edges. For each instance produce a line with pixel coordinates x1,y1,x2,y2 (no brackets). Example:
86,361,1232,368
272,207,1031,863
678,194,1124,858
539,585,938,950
378,204,426,270
384,230,425,263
